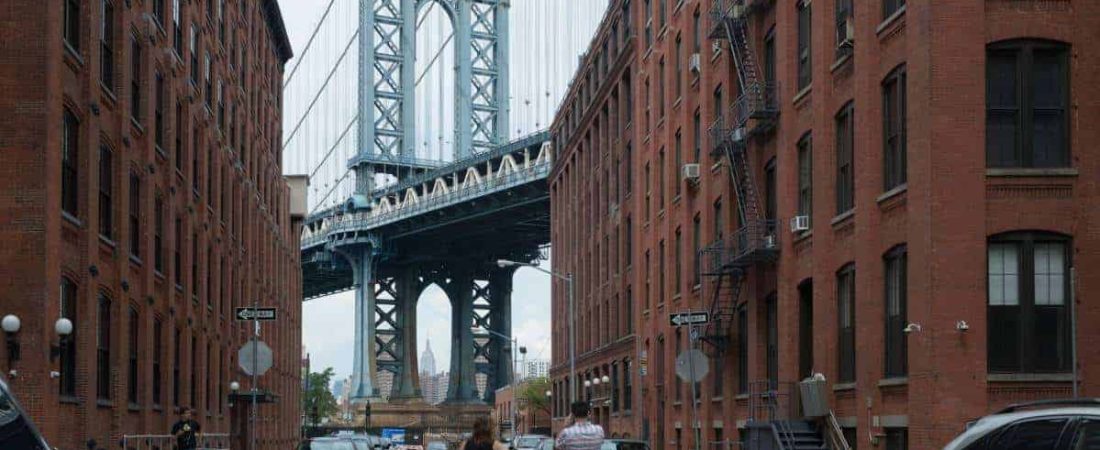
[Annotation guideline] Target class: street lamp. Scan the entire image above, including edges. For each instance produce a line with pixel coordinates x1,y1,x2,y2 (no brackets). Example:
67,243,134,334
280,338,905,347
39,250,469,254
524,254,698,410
2,315,21,372
497,259,576,403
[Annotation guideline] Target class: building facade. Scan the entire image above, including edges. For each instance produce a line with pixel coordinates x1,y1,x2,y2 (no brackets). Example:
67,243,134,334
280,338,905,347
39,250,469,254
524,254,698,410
0,0,301,449
550,0,1100,448
548,0,640,439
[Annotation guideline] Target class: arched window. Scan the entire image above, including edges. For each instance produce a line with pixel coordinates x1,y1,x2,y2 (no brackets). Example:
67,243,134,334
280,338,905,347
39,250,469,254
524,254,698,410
988,231,1071,373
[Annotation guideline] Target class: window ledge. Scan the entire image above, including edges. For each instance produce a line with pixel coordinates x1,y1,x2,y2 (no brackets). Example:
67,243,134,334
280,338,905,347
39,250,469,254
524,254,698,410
99,235,118,250
830,53,853,74
832,382,856,392
63,42,84,68
876,5,907,38
877,184,908,204
711,396,723,403
128,403,142,412
59,395,80,405
877,377,909,387
831,209,855,227
129,254,143,267
734,393,749,400
792,229,813,244
792,85,812,106
62,211,83,228
987,373,1074,383
96,399,114,408
986,168,1078,178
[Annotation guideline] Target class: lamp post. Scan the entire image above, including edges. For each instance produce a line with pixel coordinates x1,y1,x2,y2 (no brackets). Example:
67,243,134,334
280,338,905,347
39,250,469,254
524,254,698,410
2,315,21,375
497,259,575,404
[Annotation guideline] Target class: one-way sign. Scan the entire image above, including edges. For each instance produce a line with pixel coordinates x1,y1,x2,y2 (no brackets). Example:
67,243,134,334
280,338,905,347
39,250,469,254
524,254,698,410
669,312,709,327
235,307,277,321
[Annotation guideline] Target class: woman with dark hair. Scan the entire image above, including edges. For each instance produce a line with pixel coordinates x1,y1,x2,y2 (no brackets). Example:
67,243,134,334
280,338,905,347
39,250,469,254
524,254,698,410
459,417,507,450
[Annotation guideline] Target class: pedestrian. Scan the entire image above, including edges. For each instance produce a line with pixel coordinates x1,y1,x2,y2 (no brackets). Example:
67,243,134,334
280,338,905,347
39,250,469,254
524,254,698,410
171,407,202,450
459,417,507,450
555,402,604,450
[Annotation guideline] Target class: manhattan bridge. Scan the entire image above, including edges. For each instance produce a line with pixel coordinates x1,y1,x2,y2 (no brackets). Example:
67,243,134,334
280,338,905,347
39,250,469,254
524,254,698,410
281,0,607,420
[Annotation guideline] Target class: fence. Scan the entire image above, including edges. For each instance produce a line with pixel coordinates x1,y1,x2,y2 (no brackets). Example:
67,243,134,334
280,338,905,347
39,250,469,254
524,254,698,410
120,433,229,450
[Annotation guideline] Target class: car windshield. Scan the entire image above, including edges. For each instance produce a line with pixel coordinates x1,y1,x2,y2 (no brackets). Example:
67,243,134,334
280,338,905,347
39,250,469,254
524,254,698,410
311,440,356,450
517,438,543,447
601,442,648,450
427,443,447,450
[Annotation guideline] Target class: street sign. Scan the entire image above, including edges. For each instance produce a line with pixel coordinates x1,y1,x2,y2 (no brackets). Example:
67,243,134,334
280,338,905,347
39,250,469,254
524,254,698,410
675,349,710,382
238,340,274,376
669,312,709,327
235,307,277,321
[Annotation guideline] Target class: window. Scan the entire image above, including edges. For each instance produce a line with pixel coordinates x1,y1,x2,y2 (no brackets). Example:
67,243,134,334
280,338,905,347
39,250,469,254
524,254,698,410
203,53,212,107
1071,420,1100,449
658,240,666,303
987,232,1071,373
674,228,682,295
190,337,197,407
692,215,701,285
644,250,651,309
713,86,723,141
175,102,184,170
173,0,182,55
155,74,165,150
658,58,666,117
101,1,115,91
626,216,633,267
60,279,78,397
843,428,858,450
837,264,856,383
835,102,855,214
62,110,80,216
765,29,776,93
883,0,905,19
986,40,1069,168
798,281,814,379
766,294,778,387
883,66,907,190
692,9,701,53
797,133,813,222
765,159,776,233
99,145,114,239
153,318,162,405
736,305,748,393
131,34,142,121
97,293,112,400
989,418,1069,450
611,364,619,411
644,163,651,219
623,360,633,410
693,110,701,162
192,233,198,295
675,35,683,98
129,173,141,258
884,245,908,378
173,328,181,405
153,0,165,25
128,306,139,404
797,0,812,90
625,143,633,194
658,150,665,209
626,287,634,334
674,131,682,195
174,217,182,285
885,428,907,450
674,330,683,401
192,129,200,191
644,0,652,48
659,0,666,28
713,199,723,241
65,0,81,50
835,0,852,59
154,195,164,272
190,25,199,84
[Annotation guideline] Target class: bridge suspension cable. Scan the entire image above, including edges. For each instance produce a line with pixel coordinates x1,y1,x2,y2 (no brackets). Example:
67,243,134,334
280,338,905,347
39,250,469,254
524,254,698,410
310,169,353,216
282,29,360,150
283,0,337,88
308,114,359,181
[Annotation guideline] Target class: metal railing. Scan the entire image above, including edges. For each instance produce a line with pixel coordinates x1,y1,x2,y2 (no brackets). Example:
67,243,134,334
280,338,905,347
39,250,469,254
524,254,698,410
121,433,229,450
701,220,778,275
708,84,779,153
824,410,852,450
301,162,551,249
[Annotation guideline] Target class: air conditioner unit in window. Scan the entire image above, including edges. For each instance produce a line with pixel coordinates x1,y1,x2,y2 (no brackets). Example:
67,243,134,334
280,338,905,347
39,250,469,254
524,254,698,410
731,127,747,143
789,215,811,233
840,18,855,47
730,5,745,19
763,234,777,248
689,53,702,75
681,163,701,183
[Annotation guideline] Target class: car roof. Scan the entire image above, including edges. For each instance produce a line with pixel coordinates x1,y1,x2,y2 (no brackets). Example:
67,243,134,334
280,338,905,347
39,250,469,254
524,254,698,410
946,407,1100,449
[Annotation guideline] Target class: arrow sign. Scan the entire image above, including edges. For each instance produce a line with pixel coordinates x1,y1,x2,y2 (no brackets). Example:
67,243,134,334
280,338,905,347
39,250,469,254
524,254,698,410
669,312,709,327
235,307,277,321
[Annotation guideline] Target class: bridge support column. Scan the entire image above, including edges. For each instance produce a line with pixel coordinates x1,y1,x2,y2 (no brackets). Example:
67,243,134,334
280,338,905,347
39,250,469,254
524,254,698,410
446,271,478,403
486,267,516,403
391,266,422,402
349,247,381,402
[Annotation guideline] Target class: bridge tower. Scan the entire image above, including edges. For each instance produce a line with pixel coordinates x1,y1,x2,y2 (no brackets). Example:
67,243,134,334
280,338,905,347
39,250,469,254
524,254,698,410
341,0,512,405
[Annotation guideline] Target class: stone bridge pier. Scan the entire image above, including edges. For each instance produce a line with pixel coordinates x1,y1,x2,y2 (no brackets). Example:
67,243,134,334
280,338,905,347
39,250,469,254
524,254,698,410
337,243,520,406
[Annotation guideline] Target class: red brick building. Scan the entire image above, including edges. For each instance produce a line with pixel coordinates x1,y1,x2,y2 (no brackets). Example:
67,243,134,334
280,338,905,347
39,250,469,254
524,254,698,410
0,0,303,449
551,0,1100,448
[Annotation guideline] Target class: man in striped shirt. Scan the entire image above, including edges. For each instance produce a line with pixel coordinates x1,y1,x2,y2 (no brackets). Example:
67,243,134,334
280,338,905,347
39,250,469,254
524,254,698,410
556,401,605,450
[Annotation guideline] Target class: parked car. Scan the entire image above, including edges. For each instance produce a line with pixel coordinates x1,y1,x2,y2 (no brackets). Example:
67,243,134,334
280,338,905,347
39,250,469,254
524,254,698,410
306,436,360,450
535,437,554,450
0,376,50,450
943,399,1100,449
600,439,650,450
513,434,550,450
427,441,449,450
351,434,393,450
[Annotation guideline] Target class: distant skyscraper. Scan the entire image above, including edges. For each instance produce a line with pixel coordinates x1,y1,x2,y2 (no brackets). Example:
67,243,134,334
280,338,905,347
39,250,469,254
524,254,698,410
332,379,345,398
524,360,550,379
420,339,438,376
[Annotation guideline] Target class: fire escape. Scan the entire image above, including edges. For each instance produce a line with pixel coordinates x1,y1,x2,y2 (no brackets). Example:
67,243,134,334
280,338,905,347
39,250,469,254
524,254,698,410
699,0,778,355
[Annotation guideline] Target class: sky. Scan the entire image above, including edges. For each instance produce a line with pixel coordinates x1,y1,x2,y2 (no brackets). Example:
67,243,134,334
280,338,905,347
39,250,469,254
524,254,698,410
279,0,611,381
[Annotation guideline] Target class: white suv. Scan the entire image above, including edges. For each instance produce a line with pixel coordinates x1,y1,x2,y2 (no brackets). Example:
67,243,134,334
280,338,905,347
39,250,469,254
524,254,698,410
943,399,1100,449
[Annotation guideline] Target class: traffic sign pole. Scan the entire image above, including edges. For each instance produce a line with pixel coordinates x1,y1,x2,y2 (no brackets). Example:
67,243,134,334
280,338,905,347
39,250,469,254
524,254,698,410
688,317,701,450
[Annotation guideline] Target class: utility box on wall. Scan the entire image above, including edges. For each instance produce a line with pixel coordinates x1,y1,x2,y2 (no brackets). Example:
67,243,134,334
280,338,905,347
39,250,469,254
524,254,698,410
287,175,310,220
